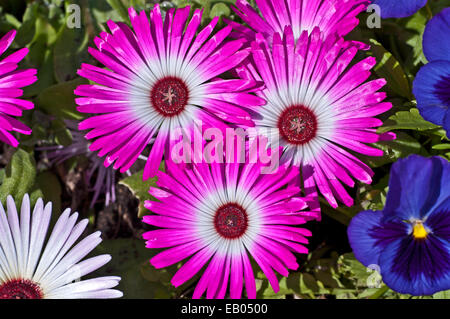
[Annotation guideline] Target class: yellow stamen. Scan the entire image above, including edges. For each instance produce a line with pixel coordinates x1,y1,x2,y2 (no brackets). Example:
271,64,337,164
412,221,427,239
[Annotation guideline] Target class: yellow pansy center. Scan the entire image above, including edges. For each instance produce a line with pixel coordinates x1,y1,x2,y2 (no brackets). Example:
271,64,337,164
412,221,428,239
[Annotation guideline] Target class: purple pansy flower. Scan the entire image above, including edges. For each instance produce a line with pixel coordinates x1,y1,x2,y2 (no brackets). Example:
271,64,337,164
348,155,450,296
413,8,450,137
371,0,427,18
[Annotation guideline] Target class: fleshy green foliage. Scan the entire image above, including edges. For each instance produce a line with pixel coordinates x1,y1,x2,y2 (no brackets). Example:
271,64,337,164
368,39,413,99
0,148,41,205
119,169,159,218
37,78,88,120
0,0,449,299
35,170,62,215
380,108,440,132
0,148,61,210
53,6,90,83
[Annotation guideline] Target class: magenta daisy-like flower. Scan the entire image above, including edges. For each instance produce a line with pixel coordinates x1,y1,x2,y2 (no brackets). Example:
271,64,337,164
0,30,37,147
142,159,312,299
75,4,264,180
227,0,369,43
238,27,393,211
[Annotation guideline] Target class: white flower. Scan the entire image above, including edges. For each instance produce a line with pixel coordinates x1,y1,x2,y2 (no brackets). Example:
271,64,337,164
0,194,123,299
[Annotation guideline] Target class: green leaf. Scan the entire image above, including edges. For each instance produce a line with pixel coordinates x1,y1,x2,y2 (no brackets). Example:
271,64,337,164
34,171,62,215
433,290,450,299
429,0,450,15
172,0,195,8
140,251,201,298
338,253,370,281
300,273,320,295
369,285,389,299
210,3,231,19
359,132,425,167
432,143,450,150
260,276,292,298
360,174,389,211
22,8,61,97
32,13,59,47
106,0,130,22
25,49,55,98
368,39,413,99
53,4,90,83
320,197,359,225
52,119,74,146
84,0,125,35
35,78,87,120
119,167,163,218
140,263,173,298
401,9,428,70
379,108,439,132
358,288,382,298
314,269,341,289
0,149,37,206
3,13,21,29
15,3,39,47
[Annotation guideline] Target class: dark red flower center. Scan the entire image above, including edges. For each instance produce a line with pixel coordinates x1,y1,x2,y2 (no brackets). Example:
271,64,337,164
214,203,248,239
278,105,317,145
0,279,43,299
150,76,189,117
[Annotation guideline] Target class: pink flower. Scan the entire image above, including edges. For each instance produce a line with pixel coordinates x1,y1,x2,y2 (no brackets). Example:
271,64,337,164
0,30,37,147
227,0,369,43
142,158,312,299
238,27,393,214
75,4,264,180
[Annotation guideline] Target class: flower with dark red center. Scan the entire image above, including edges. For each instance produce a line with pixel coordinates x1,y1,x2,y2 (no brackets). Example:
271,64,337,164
237,27,393,216
75,4,265,180
142,154,313,299
0,279,42,299
214,203,248,239
348,155,450,296
0,30,37,147
0,194,122,299
151,77,189,117
278,105,317,145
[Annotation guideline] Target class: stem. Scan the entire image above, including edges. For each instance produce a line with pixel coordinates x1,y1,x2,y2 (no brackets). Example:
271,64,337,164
425,3,433,20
